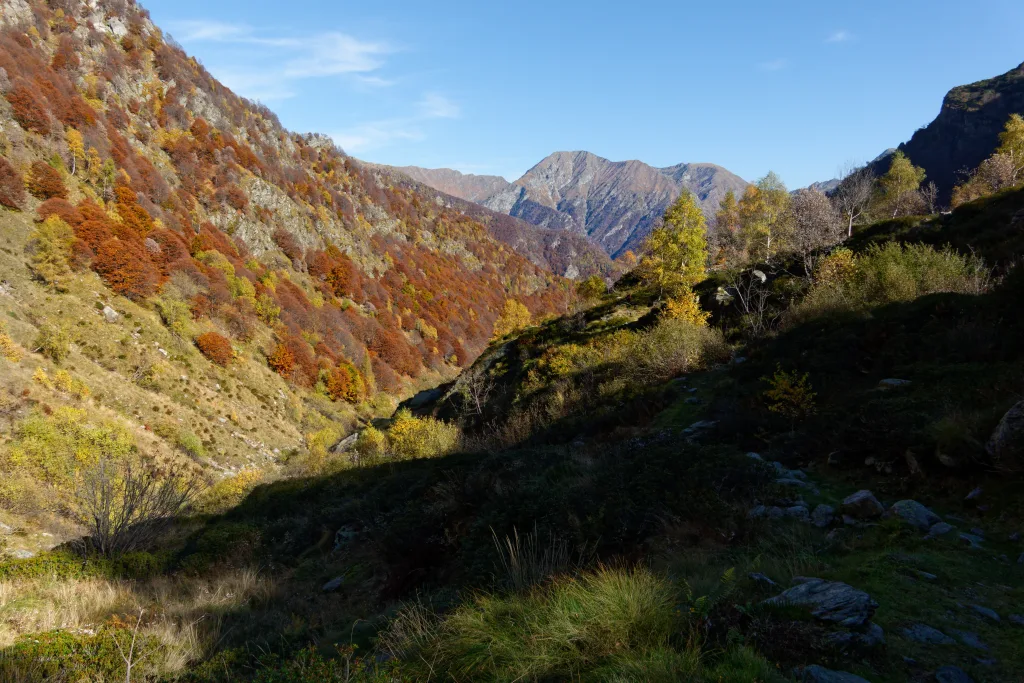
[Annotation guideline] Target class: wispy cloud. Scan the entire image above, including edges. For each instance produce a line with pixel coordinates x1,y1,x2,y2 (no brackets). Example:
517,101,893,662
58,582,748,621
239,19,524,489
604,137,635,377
758,58,788,72
333,93,461,154
826,30,852,43
168,20,395,100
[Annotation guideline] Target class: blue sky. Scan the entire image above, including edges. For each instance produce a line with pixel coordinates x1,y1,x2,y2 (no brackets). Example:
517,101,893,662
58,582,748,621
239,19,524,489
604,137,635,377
144,0,1024,188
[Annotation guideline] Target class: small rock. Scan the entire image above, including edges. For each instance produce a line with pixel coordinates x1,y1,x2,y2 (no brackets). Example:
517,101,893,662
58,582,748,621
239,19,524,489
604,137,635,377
796,665,871,683
1008,614,1024,626
912,569,938,581
841,490,885,519
749,572,777,588
890,500,942,532
321,577,344,592
1009,532,1020,542
968,604,1000,622
935,665,974,683
878,378,912,389
951,629,988,651
102,305,119,323
973,658,997,667
733,356,747,364
746,452,764,461
926,522,954,539
969,527,985,537
684,397,701,405
10,549,34,559
778,478,818,492
787,468,808,481
827,622,885,649
964,486,983,501
812,504,835,528
786,506,811,521
0,522,12,534
987,400,1024,464
764,578,877,628
958,533,984,549
1018,552,1024,565
901,623,955,645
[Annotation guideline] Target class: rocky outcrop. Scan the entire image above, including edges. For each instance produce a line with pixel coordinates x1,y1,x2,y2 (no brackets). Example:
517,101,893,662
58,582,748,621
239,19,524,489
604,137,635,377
764,578,878,628
870,61,1024,203
987,400,1024,469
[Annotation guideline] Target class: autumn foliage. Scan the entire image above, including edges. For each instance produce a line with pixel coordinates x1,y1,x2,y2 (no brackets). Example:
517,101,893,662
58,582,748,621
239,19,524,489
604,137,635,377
0,157,25,209
26,162,67,200
195,332,234,366
267,342,296,378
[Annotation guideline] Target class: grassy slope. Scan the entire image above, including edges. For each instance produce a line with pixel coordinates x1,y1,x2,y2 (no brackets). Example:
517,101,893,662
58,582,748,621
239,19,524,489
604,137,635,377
2,190,1024,680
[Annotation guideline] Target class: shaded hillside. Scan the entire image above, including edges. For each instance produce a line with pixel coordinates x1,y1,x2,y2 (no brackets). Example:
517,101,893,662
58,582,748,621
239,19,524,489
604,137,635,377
872,61,1024,202
373,165,617,280
394,151,750,258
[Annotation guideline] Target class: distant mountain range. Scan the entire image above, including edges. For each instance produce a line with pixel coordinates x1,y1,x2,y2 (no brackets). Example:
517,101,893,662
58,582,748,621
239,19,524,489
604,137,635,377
869,61,1024,202
395,151,749,258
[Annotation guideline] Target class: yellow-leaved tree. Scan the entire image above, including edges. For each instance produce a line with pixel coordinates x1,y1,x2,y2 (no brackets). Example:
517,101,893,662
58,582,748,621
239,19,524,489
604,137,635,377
492,299,532,339
996,113,1024,184
640,190,708,297
66,128,85,176
880,151,926,218
739,172,792,264
28,216,75,292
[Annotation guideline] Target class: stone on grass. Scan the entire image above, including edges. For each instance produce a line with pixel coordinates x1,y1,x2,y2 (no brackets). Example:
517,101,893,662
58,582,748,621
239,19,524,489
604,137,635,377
912,569,938,581
965,486,983,501
102,305,119,323
935,666,974,683
878,378,912,389
10,549,34,559
746,452,764,461
321,577,345,593
958,533,984,549
926,522,954,539
749,572,777,588
951,630,988,650
749,505,785,520
986,400,1024,465
901,623,955,645
764,578,877,628
1008,614,1024,626
968,604,1000,622
826,622,885,649
841,490,884,519
786,506,811,521
796,665,871,683
889,500,941,532
812,504,835,528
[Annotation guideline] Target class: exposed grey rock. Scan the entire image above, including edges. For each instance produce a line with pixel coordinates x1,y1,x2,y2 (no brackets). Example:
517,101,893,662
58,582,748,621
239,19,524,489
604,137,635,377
10,549,34,559
749,572,777,588
987,400,1024,465
778,478,818,493
1009,532,1020,541
1008,614,1024,626
965,486,983,501
968,604,1000,622
746,452,763,461
682,420,718,439
785,506,811,521
913,569,938,581
841,490,884,519
826,622,885,649
0,522,11,534
331,433,359,454
926,522,954,539
969,527,985,537
890,500,941,531
102,305,119,323
812,504,835,528
764,578,877,628
787,468,808,481
748,505,784,520
935,665,974,683
1018,552,1024,565
901,623,955,645
973,658,996,667
321,577,345,592
684,397,701,405
958,533,984,549
878,378,912,389
333,526,358,551
795,665,871,683
951,629,988,650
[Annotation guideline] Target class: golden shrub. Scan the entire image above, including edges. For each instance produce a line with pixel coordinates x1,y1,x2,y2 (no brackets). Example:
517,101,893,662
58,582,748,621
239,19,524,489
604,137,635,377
664,291,711,327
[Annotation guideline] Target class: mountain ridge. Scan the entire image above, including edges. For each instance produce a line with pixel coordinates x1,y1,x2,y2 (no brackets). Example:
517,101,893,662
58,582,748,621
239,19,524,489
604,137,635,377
389,151,749,257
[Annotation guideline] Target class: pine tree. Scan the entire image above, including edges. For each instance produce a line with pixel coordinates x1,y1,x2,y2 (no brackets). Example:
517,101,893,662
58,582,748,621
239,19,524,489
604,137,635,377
640,190,708,296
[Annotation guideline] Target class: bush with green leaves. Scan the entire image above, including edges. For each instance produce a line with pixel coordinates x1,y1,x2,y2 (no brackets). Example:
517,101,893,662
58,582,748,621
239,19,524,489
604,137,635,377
34,322,73,364
788,242,989,325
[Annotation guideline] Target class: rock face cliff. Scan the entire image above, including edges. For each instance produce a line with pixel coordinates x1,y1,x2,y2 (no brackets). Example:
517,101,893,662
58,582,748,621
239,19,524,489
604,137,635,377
875,62,1024,202
392,152,749,258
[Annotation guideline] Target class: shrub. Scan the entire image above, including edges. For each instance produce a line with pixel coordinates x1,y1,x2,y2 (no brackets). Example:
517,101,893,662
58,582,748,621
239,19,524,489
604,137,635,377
197,468,264,513
0,155,26,209
26,160,67,200
91,238,159,300
621,318,730,386
576,274,607,301
0,626,164,681
195,331,233,366
385,409,460,460
5,82,51,134
353,425,387,464
0,328,24,362
762,364,817,425
27,215,75,290
267,341,296,378
52,368,89,399
663,290,710,326
176,428,206,459
34,322,72,364
324,361,364,402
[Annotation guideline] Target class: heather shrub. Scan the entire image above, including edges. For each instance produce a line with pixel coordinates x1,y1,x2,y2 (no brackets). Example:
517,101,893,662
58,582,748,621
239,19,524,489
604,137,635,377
26,160,67,200
195,332,233,366
386,409,461,460
34,322,72,364
0,156,25,209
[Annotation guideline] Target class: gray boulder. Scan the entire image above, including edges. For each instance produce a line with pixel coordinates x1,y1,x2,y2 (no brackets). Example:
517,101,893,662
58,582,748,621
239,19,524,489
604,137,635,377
321,577,345,592
749,572,777,588
958,533,984,549
890,500,941,532
812,504,835,528
764,578,877,628
987,400,1024,466
968,604,999,622
841,490,884,519
10,549,34,559
926,522,954,539
1008,614,1024,626
785,506,811,521
935,666,974,683
102,305,119,323
951,630,988,650
749,505,785,520
901,623,955,645
826,622,885,649
796,665,871,683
